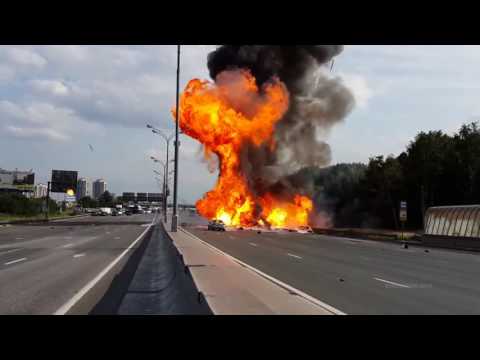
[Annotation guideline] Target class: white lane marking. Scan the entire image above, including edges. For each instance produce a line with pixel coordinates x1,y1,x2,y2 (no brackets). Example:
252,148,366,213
374,277,410,288
179,227,345,315
249,242,258,247
0,248,23,256
73,253,85,258
54,212,157,315
62,243,74,248
5,257,27,265
287,253,303,260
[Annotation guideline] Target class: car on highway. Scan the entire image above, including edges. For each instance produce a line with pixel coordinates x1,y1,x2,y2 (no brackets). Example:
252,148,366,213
297,225,313,234
208,220,226,231
112,209,123,216
91,210,100,216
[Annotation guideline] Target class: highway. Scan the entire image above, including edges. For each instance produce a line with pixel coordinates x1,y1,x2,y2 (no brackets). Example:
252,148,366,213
3,208,480,315
0,214,154,314
180,210,480,314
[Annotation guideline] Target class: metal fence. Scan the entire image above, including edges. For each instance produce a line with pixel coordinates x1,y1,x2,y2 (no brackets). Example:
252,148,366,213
425,205,480,238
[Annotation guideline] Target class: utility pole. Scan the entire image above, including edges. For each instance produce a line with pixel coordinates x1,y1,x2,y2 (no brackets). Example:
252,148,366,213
172,44,181,232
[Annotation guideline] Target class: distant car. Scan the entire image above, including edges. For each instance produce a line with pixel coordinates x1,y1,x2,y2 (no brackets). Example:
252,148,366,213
208,220,226,231
112,209,122,216
125,209,133,216
297,225,313,234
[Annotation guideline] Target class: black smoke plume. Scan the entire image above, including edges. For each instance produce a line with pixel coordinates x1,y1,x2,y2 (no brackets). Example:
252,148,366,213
206,46,355,218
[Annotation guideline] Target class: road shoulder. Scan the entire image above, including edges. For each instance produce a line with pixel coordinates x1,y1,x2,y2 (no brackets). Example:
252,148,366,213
166,224,343,315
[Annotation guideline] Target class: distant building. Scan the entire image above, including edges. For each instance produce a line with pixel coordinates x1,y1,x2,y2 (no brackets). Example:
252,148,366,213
148,193,163,203
33,183,48,198
122,192,136,202
137,192,148,202
92,179,107,199
76,178,91,200
0,168,35,195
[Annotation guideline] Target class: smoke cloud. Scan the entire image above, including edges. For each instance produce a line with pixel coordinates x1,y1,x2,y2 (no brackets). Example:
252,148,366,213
206,46,355,212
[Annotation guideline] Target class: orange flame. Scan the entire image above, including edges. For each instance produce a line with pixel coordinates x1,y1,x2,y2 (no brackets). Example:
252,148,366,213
175,69,313,228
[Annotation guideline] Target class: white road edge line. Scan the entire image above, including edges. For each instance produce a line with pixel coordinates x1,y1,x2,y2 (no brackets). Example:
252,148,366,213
73,253,85,258
249,242,258,247
287,253,302,259
53,213,157,315
62,243,74,248
374,277,410,288
5,257,27,265
179,227,346,315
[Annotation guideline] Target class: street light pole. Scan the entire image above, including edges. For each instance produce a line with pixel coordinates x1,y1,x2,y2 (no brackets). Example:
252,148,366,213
148,127,174,223
152,159,168,222
172,44,181,232
165,139,169,219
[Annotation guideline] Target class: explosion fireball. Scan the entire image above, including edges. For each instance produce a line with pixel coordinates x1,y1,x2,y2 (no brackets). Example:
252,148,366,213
176,69,313,228
172,45,354,230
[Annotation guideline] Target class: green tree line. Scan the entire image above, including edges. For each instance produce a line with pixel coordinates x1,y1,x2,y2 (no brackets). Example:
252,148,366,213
0,193,58,216
306,122,480,230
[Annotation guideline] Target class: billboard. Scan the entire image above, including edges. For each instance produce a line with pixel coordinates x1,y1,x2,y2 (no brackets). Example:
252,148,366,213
51,170,78,193
0,169,35,191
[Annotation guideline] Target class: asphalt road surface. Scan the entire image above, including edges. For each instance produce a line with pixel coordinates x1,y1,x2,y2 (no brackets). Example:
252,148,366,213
0,213,155,314
179,210,480,314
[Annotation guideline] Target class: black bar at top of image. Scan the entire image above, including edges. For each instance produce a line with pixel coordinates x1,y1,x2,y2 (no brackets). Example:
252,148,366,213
1,10,480,45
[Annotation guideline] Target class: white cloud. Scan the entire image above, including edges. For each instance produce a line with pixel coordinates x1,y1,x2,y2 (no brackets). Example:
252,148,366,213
41,45,89,63
339,72,373,109
30,79,69,96
6,47,47,68
0,101,102,142
0,64,15,83
5,126,69,142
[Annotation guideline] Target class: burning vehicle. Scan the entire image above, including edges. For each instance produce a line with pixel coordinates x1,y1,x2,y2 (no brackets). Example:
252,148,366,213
174,46,355,231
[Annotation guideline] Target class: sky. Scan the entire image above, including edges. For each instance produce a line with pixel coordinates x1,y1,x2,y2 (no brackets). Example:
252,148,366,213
1,45,479,203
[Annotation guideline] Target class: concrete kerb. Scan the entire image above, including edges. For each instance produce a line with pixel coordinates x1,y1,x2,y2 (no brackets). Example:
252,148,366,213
161,221,344,315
